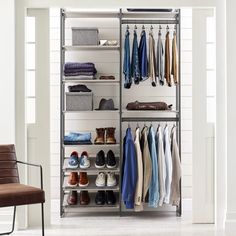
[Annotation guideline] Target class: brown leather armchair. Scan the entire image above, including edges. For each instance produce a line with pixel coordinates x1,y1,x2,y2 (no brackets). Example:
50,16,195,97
0,144,45,236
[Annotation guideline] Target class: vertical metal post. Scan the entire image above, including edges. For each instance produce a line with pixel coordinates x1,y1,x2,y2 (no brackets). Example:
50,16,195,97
60,8,65,218
118,8,123,217
176,9,182,217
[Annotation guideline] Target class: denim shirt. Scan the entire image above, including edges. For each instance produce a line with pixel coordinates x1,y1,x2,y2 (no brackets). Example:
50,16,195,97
131,30,140,84
123,30,132,89
148,126,159,207
122,128,137,209
138,30,148,81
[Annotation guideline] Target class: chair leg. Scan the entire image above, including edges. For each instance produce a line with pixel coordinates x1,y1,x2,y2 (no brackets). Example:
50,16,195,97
41,203,45,236
0,206,16,235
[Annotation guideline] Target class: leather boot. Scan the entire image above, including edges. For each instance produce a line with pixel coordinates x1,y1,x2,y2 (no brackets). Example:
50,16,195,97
68,172,79,187
79,172,89,187
106,127,116,144
94,128,105,144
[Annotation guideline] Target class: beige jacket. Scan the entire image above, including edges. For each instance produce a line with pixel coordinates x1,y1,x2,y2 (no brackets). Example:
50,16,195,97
170,126,181,207
148,32,157,86
134,128,143,211
171,31,178,84
140,126,152,202
164,31,171,86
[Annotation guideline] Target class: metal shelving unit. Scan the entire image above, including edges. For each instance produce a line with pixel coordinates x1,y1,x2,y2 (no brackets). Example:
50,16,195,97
60,8,182,217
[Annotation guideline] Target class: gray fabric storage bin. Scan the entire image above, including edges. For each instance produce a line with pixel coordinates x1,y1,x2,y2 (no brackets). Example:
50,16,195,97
72,28,99,46
66,92,93,111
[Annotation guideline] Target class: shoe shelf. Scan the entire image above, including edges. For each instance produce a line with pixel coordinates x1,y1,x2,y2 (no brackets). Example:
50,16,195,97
63,110,120,114
63,45,120,51
63,158,120,173
63,176,120,192
63,143,120,148
63,193,119,213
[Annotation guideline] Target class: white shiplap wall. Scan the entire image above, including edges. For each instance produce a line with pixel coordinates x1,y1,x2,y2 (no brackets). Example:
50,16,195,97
49,8,192,214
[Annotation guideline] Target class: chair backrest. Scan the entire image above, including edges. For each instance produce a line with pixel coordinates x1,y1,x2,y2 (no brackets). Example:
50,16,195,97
0,144,19,184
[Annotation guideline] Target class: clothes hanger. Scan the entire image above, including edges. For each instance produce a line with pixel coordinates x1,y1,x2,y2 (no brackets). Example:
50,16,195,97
134,24,137,33
128,122,130,128
126,24,129,31
166,25,169,33
158,25,162,35
142,25,145,31
150,25,153,33
173,24,177,36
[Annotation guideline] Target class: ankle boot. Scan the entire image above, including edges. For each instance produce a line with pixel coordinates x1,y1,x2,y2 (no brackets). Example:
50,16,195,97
106,127,116,144
94,128,105,144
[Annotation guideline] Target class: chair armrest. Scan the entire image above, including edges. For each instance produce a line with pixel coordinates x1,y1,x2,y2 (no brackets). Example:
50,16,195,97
17,161,43,190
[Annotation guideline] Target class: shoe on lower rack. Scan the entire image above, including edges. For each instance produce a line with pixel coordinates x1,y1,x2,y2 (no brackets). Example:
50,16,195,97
106,191,116,205
106,150,116,169
95,191,106,205
80,151,90,169
80,190,90,205
67,172,79,187
68,151,79,169
67,190,78,205
95,150,105,169
107,172,117,187
95,172,106,187
79,172,89,187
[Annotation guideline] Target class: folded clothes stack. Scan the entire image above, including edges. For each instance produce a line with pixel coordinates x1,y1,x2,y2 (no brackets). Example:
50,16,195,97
126,101,172,110
64,132,92,145
64,62,97,79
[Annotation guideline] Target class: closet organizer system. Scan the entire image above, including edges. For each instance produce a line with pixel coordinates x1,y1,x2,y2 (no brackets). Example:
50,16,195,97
60,9,181,217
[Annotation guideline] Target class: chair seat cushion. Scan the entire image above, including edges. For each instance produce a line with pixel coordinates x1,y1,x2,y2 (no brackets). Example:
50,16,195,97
0,183,45,207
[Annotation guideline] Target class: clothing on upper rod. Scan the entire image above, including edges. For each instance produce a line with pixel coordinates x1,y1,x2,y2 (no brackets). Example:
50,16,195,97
122,25,179,88
121,123,181,210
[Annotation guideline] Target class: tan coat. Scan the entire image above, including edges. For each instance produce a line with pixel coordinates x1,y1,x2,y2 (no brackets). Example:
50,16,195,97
170,126,181,207
165,31,171,86
171,32,178,84
140,126,152,202
134,128,143,211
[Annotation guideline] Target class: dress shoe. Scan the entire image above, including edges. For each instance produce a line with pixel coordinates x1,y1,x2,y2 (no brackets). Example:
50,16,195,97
80,191,90,205
68,172,79,187
94,128,105,144
79,172,89,187
67,191,78,205
95,191,106,205
106,127,116,144
106,191,116,205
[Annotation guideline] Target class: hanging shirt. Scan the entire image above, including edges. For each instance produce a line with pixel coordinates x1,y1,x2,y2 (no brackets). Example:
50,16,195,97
122,128,137,209
156,32,164,85
163,126,173,204
155,126,166,206
171,31,178,84
138,30,148,81
170,126,181,207
148,31,157,86
134,128,144,211
148,125,159,207
123,29,131,89
131,30,140,84
140,126,152,202
164,31,171,87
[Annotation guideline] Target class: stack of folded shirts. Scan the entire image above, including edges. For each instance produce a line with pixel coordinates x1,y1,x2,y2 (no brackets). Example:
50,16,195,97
64,132,92,145
64,62,97,79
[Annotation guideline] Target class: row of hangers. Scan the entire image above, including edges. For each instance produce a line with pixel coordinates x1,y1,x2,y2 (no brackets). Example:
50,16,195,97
126,24,177,34
127,122,176,131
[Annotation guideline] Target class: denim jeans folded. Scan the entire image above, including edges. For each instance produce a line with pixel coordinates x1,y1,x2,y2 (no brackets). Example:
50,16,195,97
64,132,91,142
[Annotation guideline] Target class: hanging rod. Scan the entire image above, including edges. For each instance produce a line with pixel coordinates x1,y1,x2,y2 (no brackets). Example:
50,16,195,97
122,19,179,25
122,117,179,122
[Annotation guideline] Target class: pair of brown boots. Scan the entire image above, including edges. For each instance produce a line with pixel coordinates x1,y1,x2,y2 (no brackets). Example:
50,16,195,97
68,172,89,187
94,127,116,144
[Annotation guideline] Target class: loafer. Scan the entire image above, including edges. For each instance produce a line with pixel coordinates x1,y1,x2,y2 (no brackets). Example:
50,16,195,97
95,191,106,205
79,172,89,187
106,191,116,205
67,190,78,205
68,172,79,187
107,172,117,187
106,150,116,169
68,151,79,169
95,150,105,169
80,151,90,169
95,172,106,187
80,191,90,205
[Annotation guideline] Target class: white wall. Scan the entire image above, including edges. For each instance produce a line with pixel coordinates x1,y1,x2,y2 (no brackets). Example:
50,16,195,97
49,8,192,215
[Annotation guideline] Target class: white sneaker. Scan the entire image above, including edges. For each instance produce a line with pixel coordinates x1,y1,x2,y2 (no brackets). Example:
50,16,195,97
107,172,117,187
95,172,105,187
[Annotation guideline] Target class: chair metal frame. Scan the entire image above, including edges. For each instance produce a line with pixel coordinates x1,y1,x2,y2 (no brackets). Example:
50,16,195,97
0,161,44,236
